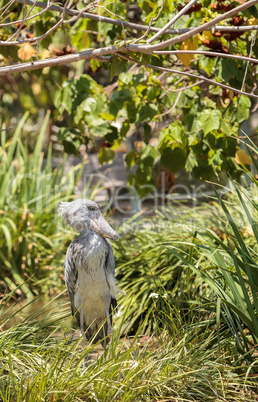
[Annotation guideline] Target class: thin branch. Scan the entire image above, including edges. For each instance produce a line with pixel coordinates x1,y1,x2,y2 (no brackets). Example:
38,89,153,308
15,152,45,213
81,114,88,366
159,80,205,98
241,33,256,91
7,0,27,42
212,25,258,32
0,46,118,76
0,126,13,132
133,0,164,45
154,50,258,65
11,0,258,37
11,0,183,35
0,2,53,28
147,0,198,44
155,91,182,118
0,0,15,15
128,0,258,52
117,52,258,99
0,0,99,45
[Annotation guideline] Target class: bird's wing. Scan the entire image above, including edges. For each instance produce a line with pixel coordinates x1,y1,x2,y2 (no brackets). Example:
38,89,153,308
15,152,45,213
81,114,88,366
64,242,80,328
105,239,125,300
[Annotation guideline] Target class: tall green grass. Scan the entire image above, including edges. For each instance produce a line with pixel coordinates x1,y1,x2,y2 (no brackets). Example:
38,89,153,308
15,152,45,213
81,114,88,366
114,162,258,367
160,176,258,365
0,113,97,296
114,209,213,334
0,292,256,402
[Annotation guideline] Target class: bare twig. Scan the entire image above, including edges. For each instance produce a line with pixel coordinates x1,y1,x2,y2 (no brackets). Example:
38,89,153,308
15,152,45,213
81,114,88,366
0,126,13,132
159,80,205,98
155,50,258,65
147,0,198,44
133,0,164,45
128,0,258,52
0,0,15,15
117,52,258,99
155,91,182,118
7,0,27,42
11,0,258,37
241,33,256,92
0,0,100,45
0,2,53,28
0,46,118,76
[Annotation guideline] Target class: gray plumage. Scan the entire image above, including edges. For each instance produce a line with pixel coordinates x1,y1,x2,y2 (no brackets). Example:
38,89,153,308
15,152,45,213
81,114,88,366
58,199,123,343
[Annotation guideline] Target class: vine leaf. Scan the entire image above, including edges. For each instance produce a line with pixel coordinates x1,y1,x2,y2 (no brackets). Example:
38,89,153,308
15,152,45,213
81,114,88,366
199,109,221,135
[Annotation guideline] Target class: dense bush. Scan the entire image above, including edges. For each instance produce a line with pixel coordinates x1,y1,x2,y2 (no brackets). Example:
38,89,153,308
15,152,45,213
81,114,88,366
0,113,88,296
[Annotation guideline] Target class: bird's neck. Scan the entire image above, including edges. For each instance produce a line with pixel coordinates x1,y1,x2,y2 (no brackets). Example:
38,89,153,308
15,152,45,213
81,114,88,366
79,228,103,239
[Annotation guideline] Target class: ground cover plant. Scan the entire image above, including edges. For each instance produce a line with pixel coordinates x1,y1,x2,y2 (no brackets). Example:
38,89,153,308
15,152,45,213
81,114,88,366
0,291,257,402
115,175,258,370
0,154,258,399
0,113,102,297
0,120,257,400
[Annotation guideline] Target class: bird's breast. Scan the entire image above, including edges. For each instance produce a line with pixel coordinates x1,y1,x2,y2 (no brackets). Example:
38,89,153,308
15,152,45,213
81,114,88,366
73,232,110,304
74,232,108,272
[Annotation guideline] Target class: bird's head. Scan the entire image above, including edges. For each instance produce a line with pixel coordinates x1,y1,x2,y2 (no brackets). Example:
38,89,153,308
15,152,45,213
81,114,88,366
58,199,119,241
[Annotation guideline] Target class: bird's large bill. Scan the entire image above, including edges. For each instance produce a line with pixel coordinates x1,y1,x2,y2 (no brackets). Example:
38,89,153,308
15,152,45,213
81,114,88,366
90,215,119,241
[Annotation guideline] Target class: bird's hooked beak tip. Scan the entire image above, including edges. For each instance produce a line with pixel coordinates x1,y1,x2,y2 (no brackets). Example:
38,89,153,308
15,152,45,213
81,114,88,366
101,229,119,241
90,215,119,241
111,233,119,241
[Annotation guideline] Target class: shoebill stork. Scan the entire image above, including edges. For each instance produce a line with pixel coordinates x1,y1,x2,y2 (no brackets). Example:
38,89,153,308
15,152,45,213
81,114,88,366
58,199,123,344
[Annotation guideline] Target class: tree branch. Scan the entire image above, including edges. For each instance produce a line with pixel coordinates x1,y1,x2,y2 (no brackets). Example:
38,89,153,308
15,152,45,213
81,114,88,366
117,53,258,99
6,0,258,41
147,0,198,44
154,50,258,65
127,0,258,52
0,46,116,76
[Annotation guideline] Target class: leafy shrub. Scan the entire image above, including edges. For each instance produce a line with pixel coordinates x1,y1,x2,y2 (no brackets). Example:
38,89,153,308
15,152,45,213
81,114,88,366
0,113,88,296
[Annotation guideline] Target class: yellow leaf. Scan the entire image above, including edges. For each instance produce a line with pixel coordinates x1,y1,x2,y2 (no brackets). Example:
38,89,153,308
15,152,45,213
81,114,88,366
32,83,41,95
247,17,257,25
40,49,51,60
177,36,199,68
18,43,37,61
198,30,214,42
235,149,252,165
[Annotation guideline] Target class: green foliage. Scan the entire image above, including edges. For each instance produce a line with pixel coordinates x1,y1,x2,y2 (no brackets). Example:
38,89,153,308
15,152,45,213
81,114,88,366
98,147,115,165
159,122,189,172
112,143,258,363
0,292,256,401
0,113,97,296
2,0,257,189
198,109,221,135
163,164,258,363
114,215,205,334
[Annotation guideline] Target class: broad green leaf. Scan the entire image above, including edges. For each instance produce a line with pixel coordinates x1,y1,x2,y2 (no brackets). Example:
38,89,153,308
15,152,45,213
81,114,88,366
185,149,198,172
199,109,221,135
236,95,251,124
160,147,187,172
98,147,115,165
119,72,133,85
110,57,128,80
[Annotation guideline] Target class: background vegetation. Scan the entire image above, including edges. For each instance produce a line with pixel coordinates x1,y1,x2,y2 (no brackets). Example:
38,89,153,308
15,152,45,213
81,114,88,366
0,0,258,187
0,125,257,400
0,1,258,400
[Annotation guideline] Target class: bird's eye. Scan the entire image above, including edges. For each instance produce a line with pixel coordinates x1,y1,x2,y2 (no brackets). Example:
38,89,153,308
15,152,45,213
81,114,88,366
88,207,96,211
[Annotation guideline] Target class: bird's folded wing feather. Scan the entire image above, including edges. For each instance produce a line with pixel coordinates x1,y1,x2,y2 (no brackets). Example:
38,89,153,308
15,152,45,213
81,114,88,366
105,239,125,298
64,243,80,327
